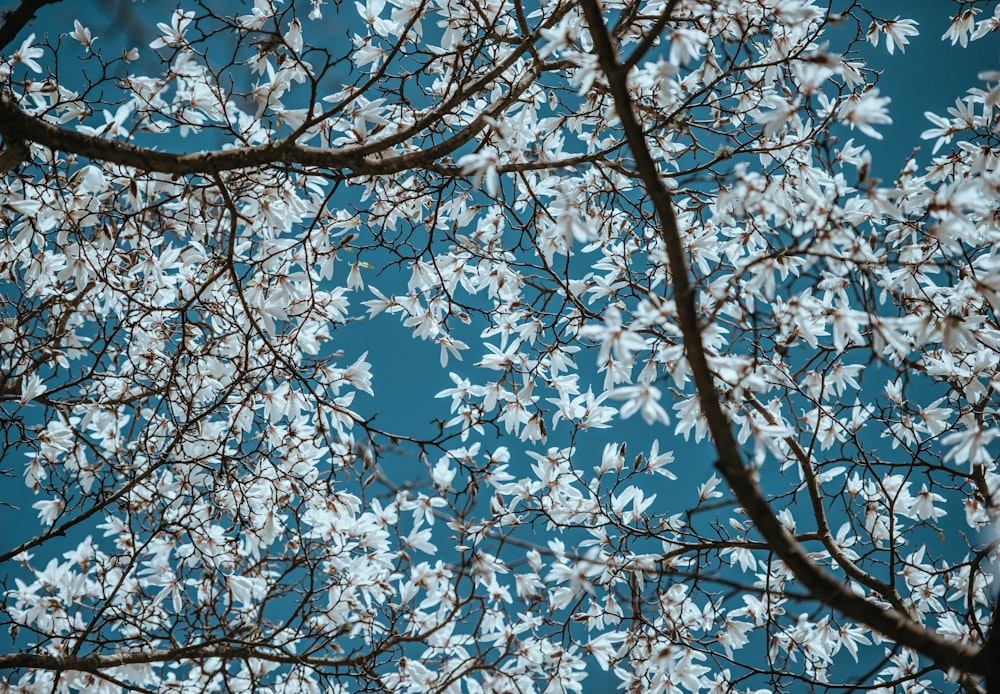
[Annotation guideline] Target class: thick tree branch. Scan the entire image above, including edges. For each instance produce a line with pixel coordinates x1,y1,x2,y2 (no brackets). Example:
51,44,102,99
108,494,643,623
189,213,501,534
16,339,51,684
0,62,536,176
578,0,984,676
0,135,28,171
0,0,61,51
620,0,681,71
980,590,1000,692
0,0,560,179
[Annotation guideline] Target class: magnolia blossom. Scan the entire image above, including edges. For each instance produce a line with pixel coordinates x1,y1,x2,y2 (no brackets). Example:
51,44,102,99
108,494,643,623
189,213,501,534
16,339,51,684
68,21,95,52
148,10,195,50
837,88,892,139
867,17,919,55
457,147,500,195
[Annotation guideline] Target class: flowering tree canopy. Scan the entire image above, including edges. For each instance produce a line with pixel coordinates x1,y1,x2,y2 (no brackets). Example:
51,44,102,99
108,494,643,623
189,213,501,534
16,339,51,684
3,0,1000,691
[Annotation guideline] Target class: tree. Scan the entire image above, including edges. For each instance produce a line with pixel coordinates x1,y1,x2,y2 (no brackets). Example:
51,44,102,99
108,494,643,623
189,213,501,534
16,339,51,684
1,0,1000,690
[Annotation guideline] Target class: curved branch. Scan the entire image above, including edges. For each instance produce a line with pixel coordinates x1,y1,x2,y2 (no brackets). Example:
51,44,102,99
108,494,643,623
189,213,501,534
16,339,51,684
0,57,537,176
0,0,61,51
745,396,909,614
577,0,984,677
621,0,680,72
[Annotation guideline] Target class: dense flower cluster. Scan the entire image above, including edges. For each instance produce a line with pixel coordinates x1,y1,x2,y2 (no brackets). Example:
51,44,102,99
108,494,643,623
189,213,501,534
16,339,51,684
2,0,1000,691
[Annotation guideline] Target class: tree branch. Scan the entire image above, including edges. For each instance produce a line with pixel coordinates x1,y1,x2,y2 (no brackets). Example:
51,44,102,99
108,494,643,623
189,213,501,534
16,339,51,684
0,0,61,52
745,396,911,615
577,0,985,676
0,59,537,176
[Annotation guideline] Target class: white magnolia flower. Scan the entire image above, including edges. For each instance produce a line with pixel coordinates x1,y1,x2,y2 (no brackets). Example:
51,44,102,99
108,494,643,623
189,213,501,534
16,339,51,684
69,20,96,52
12,33,44,72
457,147,500,195
837,88,892,139
149,10,195,49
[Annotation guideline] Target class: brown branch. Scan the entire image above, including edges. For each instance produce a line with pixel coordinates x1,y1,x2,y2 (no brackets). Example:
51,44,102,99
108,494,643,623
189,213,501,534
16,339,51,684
577,0,984,676
0,135,28,171
745,396,909,614
621,0,681,71
981,590,1000,692
0,63,537,177
0,2,564,177
0,0,61,51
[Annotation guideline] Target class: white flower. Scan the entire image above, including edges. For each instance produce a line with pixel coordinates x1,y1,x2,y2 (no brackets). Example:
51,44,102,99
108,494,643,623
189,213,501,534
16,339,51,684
225,574,268,605
18,373,47,404
669,27,706,66
32,498,63,527
457,147,500,195
980,70,1000,108
69,21,96,52
611,485,656,524
404,526,436,553
13,33,44,73
238,0,277,29
698,474,724,502
837,88,892,139
921,110,957,154
610,383,670,425
149,10,195,50
911,485,947,521
340,352,374,394
867,17,919,55
754,93,799,137
942,8,980,47
941,418,1000,468
285,18,303,52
